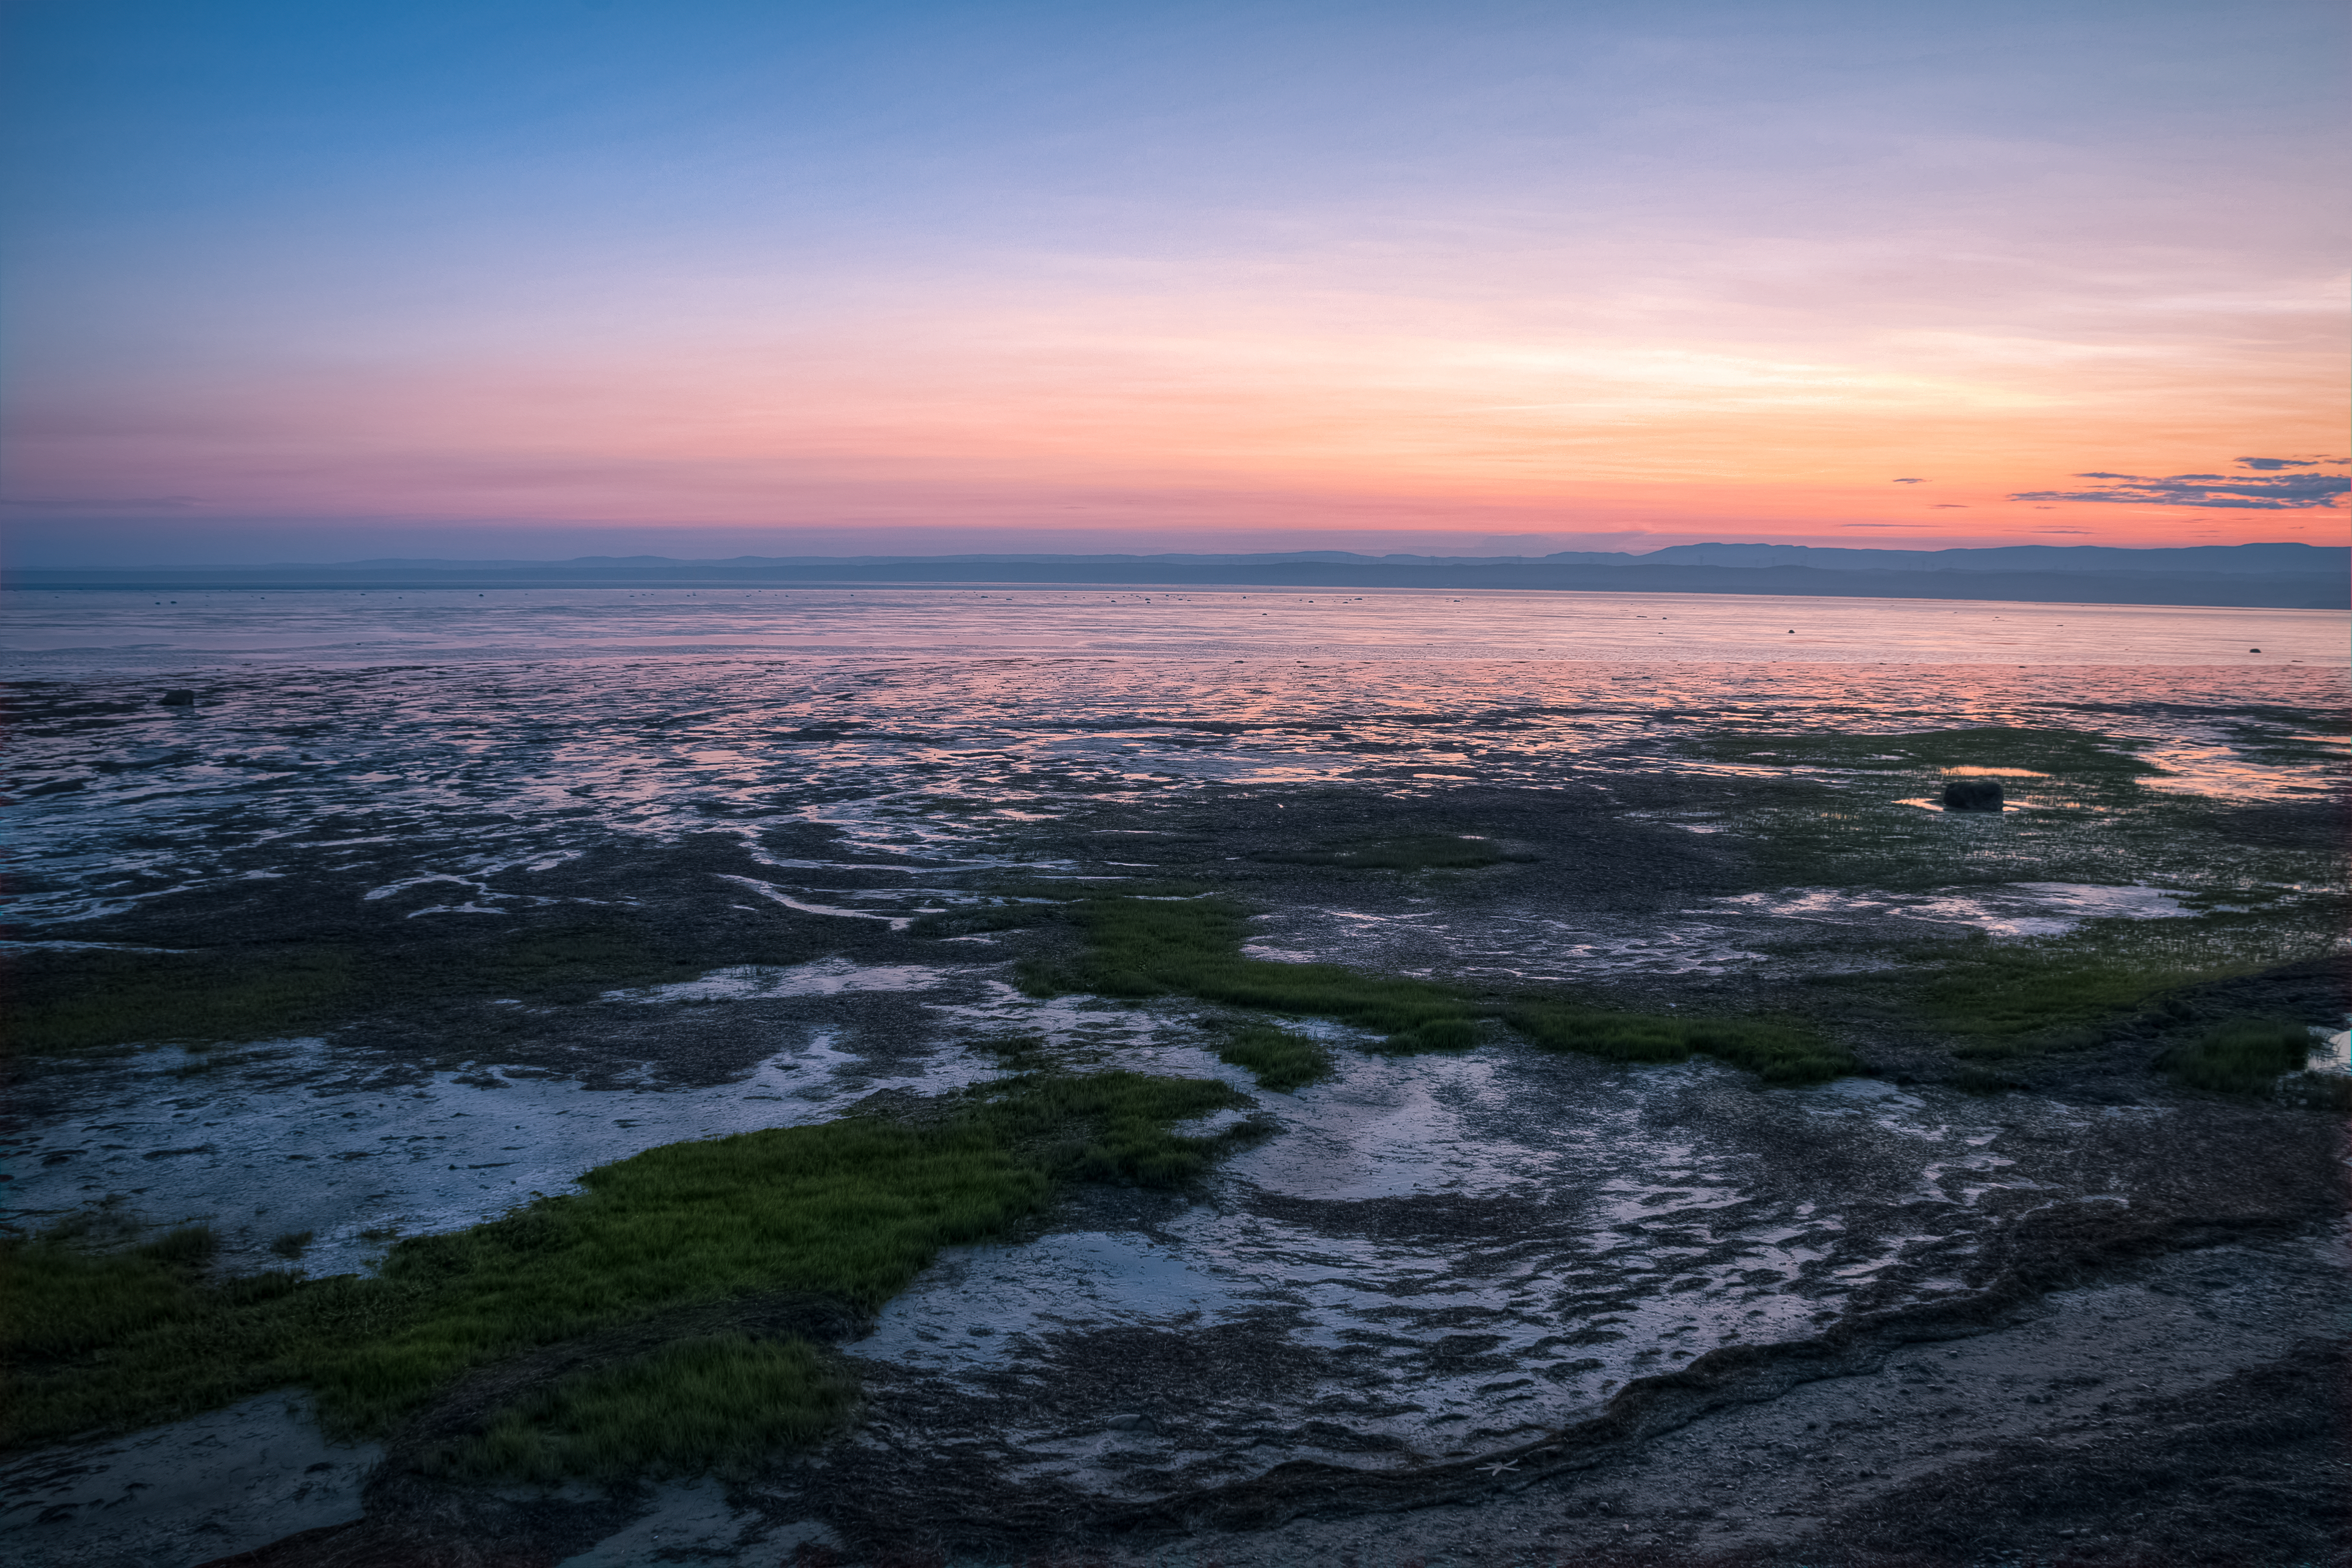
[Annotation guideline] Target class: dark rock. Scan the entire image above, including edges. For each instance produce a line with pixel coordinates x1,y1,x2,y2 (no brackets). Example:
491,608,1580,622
159,689,198,707
1943,778,2005,812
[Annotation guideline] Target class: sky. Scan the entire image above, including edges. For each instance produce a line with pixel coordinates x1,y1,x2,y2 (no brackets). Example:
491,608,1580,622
2,0,2345,565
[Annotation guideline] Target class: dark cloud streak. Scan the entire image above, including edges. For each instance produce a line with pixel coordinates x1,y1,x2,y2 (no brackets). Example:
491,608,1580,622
2010,469,2348,510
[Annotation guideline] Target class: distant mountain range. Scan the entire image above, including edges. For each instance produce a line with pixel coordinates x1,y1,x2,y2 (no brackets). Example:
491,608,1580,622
303,541,2340,575
12,541,2345,608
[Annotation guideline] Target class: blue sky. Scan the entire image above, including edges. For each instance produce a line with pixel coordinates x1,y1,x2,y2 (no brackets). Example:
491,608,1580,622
4,0,2343,562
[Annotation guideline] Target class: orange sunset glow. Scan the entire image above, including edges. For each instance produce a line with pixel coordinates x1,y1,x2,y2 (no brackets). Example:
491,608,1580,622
3,1,2343,562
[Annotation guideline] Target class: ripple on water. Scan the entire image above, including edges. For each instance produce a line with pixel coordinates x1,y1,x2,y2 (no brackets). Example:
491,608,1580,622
2308,1023,2352,1077
854,1048,2038,1479
600,957,959,1002
1719,881,2203,938
1,1018,1002,1279
3,613,2341,926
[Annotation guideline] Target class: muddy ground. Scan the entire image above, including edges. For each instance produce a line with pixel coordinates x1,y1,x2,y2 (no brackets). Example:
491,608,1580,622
3,668,2347,1568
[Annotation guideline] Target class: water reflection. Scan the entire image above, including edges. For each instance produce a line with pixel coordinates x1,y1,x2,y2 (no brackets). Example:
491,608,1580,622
3,589,2342,1502
5,610,2342,927
6,586,2344,668
856,1047,2034,1478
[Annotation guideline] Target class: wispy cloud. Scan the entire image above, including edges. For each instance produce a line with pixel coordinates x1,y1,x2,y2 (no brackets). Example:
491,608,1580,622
2234,456,2327,471
2009,469,2348,510
1891,477,1926,484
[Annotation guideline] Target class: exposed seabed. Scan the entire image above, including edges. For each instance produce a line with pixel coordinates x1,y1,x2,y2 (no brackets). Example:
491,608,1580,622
3,630,2345,1567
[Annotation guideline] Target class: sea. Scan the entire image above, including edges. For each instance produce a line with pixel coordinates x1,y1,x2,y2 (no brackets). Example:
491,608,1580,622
3,584,2343,929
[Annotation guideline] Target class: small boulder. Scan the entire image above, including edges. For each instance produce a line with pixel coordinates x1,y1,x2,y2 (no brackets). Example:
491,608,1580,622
158,689,197,707
1942,778,2003,812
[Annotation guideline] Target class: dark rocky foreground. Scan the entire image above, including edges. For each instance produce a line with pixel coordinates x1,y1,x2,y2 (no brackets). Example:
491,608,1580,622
3,670,2346,1568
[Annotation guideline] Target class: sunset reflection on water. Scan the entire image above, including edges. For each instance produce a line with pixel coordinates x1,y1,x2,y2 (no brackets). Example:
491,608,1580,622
3,585,2343,930
5,584,2344,669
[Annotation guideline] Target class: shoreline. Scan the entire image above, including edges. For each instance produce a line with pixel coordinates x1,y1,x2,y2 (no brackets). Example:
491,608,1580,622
3,655,2344,1567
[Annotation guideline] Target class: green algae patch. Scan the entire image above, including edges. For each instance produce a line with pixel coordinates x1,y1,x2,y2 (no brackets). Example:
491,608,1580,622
5,919,778,1055
1665,722,2309,899
0,1071,1247,1464
1218,1023,1335,1091
2158,1018,2329,1096
8,946,363,1055
420,1334,857,1482
466,922,705,1002
1910,905,2344,1059
305,1112,1047,1435
0,1223,316,1442
2,1224,248,1361
1015,894,1845,1080
1017,895,1484,1046
1507,1002,1856,1085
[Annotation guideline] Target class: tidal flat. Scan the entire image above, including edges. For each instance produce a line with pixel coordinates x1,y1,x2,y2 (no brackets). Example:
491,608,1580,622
2,592,2347,1567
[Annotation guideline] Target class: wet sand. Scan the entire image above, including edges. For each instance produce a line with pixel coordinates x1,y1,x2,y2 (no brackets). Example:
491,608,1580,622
3,598,2345,1567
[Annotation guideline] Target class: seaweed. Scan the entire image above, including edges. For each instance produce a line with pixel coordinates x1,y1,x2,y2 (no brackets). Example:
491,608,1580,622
0,1071,1248,1471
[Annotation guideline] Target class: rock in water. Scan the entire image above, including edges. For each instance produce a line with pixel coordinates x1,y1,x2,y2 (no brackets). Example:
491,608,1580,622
1943,778,2004,812
158,689,197,707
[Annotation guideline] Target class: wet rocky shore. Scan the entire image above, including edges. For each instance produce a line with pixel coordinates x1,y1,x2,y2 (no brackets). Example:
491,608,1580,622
3,656,2345,1567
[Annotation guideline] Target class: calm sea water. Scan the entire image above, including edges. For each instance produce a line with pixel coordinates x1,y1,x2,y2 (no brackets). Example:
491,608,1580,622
4,584,2344,669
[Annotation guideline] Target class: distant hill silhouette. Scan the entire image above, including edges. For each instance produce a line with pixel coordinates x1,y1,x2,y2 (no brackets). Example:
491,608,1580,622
14,541,2344,608
299,541,2339,575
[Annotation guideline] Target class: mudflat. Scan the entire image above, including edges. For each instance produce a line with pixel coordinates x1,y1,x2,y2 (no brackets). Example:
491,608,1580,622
3,624,2345,1568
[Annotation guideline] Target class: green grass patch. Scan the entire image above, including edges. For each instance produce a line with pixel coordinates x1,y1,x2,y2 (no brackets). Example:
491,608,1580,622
1667,723,2289,897
1948,1065,2026,1095
467,924,698,1001
1018,896,1483,1046
0,1071,1246,1464
7,947,362,1054
2157,1018,2323,1095
4,1225,229,1360
0,1224,313,1434
418,1334,856,1482
1507,1002,1856,1085
1013,894,1844,1080
5,921,741,1055
1265,834,1532,870
1909,907,2343,1058
1217,1024,1334,1091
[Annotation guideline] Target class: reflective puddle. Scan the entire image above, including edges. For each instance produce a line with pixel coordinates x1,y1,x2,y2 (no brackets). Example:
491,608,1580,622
1720,881,2204,939
851,1049,2040,1487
